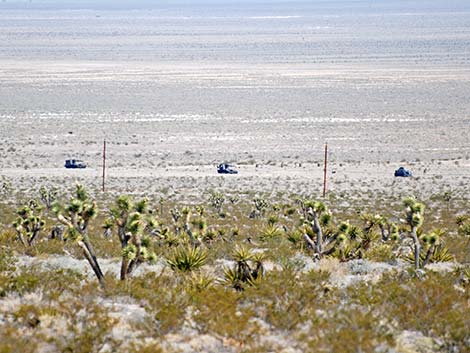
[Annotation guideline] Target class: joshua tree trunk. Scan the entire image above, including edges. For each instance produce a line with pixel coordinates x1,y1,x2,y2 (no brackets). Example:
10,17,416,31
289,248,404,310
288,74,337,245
379,224,388,241
17,233,27,247
28,229,40,246
78,239,104,285
184,222,200,247
410,226,421,270
120,258,130,280
311,212,323,255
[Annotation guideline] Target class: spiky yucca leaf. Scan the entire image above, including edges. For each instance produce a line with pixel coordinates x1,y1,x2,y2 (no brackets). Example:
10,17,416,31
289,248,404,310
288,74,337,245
221,267,258,291
347,225,362,240
403,196,416,208
320,212,332,227
122,244,137,260
232,244,253,263
287,230,303,245
66,227,82,242
404,243,453,265
116,195,133,211
75,184,88,201
189,273,214,291
260,225,283,241
147,252,158,264
103,218,114,230
338,222,350,233
167,246,207,272
67,199,83,214
135,198,148,213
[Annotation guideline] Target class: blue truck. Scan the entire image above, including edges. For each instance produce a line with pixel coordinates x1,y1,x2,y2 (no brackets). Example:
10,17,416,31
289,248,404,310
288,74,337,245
65,159,87,169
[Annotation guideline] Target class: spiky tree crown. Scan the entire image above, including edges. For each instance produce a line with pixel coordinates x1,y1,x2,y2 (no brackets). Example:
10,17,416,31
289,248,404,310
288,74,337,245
13,201,45,246
53,184,98,236
403,197,425,229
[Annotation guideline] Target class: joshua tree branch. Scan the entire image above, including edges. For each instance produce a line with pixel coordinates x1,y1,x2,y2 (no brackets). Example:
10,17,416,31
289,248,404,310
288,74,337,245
303,233,316,250
78,240,104,285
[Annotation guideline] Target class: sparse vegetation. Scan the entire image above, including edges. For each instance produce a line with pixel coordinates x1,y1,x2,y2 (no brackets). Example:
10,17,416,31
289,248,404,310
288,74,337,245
1,184,469,352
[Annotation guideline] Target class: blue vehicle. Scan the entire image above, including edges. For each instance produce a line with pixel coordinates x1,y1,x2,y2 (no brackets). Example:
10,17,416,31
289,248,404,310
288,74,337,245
65,159,87,169
394,166,412,177
217,163,238,174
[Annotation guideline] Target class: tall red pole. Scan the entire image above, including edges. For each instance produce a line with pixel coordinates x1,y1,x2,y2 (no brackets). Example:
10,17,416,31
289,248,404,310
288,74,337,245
323,143,328,198
102,140,106,192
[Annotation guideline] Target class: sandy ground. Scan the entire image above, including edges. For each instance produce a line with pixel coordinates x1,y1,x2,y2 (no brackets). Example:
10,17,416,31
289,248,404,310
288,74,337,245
1,61,469,202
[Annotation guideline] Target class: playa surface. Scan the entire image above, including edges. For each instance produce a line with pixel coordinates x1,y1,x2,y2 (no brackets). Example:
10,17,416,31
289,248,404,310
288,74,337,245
1,0,469,201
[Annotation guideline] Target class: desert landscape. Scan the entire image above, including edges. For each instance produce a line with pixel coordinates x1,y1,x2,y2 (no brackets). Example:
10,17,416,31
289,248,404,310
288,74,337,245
0,0,469,352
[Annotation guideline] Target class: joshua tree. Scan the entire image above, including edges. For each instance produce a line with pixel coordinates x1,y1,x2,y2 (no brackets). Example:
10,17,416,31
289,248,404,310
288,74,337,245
402,197,425,270
456,215,470,237
181,207,202,247
39,185,58,210
250,198,269,219
13,200,45,247
209,192,225,216
299,199,333,258
419,229,452,266
52,184,104,285
361,214,398,241
170,207,182,235
104,195,157,280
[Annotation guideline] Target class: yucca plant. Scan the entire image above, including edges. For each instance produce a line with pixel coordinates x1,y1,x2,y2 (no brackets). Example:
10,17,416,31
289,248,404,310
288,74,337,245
332,243,358,262
13,200,45,247
260,224,283,241
188,272,214,291
222,245,265,291
286,230,304,248
52,184,104,285
170,207,182,234
167,246,207,272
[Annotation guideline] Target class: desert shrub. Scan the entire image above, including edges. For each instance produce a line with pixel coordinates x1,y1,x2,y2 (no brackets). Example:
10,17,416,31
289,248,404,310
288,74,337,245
363,243,396,262
349,272,470,351
12,303,59,328
1,264,84,298
245,268,332,331
192,285,258,344
127,342,164,353
55,301,119,353
0,326,39,353
122,272,190,336
304,307,395,353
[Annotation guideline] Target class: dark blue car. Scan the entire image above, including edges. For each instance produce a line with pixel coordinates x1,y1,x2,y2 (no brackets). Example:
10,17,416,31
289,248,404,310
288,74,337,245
394,167,412,177
65,159,87,169
217,163,238,174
